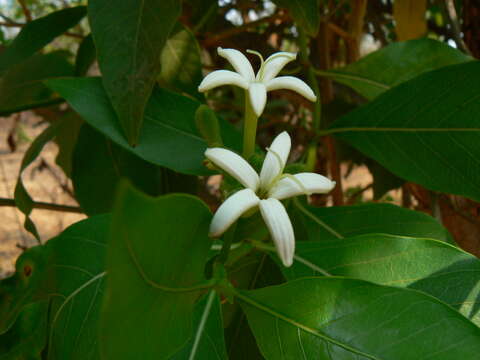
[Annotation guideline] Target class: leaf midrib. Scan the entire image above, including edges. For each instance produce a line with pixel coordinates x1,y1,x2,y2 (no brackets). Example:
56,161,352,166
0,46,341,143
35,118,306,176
235,290,381,360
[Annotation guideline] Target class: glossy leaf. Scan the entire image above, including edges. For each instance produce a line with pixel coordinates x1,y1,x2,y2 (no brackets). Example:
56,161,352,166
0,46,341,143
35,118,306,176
170,291,228,360
278,234,480,325
329,61,480,201
88,0,181,145
159,23,203,99
46,77,241,175
0,52,73,115
72,124,196,215
0,6,86,74
292,200,452,243
100,183,213,360
238,277,480,359
0,215,111,359
319,38,472,99
273,0,319,36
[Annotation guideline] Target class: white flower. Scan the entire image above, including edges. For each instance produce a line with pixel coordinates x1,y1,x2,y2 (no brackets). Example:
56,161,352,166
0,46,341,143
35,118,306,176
198,47,317,117
206,132,335,267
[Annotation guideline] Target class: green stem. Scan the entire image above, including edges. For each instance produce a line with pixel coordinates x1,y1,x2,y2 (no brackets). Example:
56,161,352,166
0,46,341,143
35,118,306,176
305,143,317,172
217,222,237,264
242,94,258,159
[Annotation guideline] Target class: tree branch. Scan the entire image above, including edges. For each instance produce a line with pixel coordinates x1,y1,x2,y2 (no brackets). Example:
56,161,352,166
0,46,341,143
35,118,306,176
0,197,83,213
17,0,32,22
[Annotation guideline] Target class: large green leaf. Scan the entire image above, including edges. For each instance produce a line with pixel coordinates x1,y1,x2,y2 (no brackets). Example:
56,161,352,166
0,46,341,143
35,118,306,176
170,291,228,360
328,61,480,201
0,302,47,360
88,0,181,146
0,52,73,115
291,200,452,243
319,38,472,99
238,278,480,359
275,234,480,325
72,124,196,215
0,6,86,74
0,215,111,359
46,77,241,175
159,23,203,99
100,183,214,360
273,0,319,36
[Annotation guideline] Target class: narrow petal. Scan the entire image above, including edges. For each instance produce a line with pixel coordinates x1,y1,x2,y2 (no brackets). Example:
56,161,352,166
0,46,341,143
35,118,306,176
259,131,291,189
198,70,249,92
269,172,336,200
248,82,267,117
205,148,259,190
210,189,260,237
260,52,297,82
266,76,317,102
218,47,255,82
259,198,295,267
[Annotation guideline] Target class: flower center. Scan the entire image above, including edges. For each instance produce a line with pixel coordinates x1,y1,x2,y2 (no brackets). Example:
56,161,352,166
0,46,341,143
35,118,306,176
247,50,294,82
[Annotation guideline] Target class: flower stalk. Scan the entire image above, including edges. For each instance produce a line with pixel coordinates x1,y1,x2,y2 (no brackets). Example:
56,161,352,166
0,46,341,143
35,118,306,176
242,95,258,159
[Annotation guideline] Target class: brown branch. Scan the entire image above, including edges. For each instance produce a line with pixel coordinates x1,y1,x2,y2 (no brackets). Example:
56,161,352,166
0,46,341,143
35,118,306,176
0,197,83,213
0,21,23,27
17,0,32,22
444,0,471,55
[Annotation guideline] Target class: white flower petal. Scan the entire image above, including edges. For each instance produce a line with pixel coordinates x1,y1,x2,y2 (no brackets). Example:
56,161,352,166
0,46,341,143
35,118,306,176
260,52,297,82
198,70,249,92
269,172,336,200
248,82,267,117
205,148,259,190
259,198,295,267
210,189,260,237
218,47,256,82
259,131,291,189
266,76,317,102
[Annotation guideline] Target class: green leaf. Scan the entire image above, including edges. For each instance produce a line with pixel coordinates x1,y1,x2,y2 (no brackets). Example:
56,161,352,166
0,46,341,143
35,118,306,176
273,0,319,36
0,214,111,359
0,52,73,115
45,77,241,175
292,200,452,243
14,120,67,240
237,277,480,359
319,38,472,99
328,61,480,201
0,302,47,360
52,112,83,177
75,34,96,76
278,234,480,325
0,6,86,74
72,124,196,215
100,183,213,360
170,291,228,360
159,23,203,99
88,0,181,146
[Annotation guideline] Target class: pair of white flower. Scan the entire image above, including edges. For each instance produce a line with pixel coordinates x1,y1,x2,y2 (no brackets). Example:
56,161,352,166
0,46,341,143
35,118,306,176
199,48,335,267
